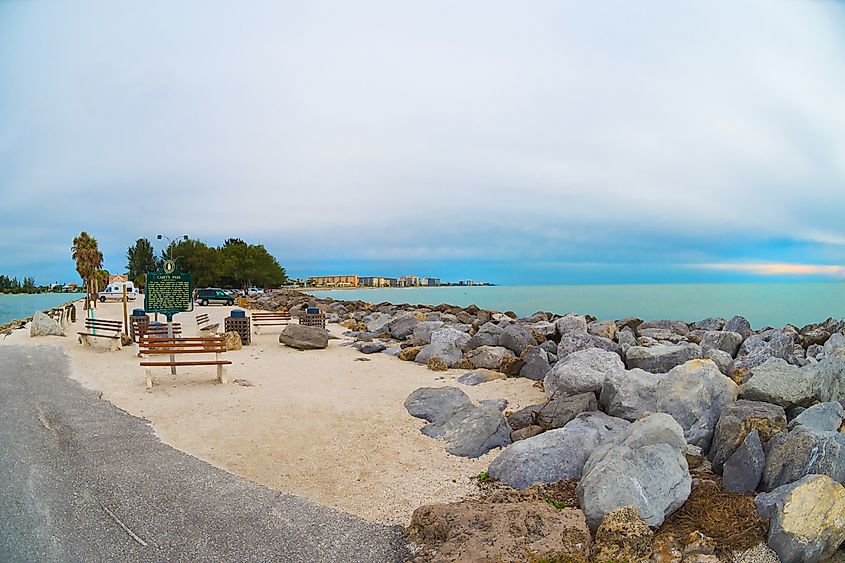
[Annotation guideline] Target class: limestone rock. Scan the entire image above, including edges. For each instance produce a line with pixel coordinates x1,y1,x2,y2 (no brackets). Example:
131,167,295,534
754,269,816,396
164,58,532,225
223,330,242,351
625,343,701,373
398,346,423,361
736,330,795,370
412,320,445,344
738,358,816,409
693,317,727,332
704,348,734,375
427,357,448,371
588,319,618,341
488,411,629,488
637,319,689,336
30,311,64,337
518,346,551,381
508,393,598,432
577,413,691,530
723,430,765,494
408,500,591,563
387,314,418,339
756,474,845,563
414,342,462,367
699,330,743,357
278,324,328,350
554,313,588,335
457,369,505,386
557,332,623,362
430,327,470,349
498,324,535,355
355,341,386,354
787,401,845,432
761,427,845,491
708,399,787,473
725,315,753,340
404,387,473,422
420,403,512,458
591,506,654,563
543,347,625,398
464,345,515,370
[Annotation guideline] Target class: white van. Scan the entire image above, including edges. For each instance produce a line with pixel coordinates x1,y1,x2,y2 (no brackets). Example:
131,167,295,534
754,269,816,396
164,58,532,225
98,281,137,302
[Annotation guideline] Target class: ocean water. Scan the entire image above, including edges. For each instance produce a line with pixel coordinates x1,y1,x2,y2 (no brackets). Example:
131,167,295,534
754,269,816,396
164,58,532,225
308,283,845,330
0,293,85,325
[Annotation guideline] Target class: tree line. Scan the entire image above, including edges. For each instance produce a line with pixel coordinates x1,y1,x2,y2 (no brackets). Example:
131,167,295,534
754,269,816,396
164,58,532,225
127,237,288,289
0,275,41,294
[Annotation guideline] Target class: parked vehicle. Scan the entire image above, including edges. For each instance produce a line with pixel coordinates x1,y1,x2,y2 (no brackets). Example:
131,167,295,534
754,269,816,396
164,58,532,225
98,281,137,302
247,287,264,296
195,288,235,306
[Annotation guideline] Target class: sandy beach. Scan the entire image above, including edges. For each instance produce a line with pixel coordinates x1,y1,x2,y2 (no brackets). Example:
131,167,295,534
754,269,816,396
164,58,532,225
1,300,544,525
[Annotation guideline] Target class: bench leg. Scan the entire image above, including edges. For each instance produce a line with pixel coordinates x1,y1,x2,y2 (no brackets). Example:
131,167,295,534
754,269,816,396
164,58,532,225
110,338,121,352
80,335,90,347
216,353,227,384
145,367,153,389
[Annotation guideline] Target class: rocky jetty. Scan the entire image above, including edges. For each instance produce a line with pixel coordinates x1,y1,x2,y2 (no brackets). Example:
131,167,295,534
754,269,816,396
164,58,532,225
250,290,845,561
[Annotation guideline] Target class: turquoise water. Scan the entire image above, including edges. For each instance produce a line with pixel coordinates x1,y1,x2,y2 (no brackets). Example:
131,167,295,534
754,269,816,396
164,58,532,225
0,293,85,325
308,283,845,330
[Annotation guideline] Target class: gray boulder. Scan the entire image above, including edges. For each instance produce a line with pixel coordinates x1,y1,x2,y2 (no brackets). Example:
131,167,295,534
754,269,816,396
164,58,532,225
531,321,557,339
557,332,622,361
577,413,691,530
488,412,629,488
587,320,618,341
507,393,597,431
736,330,795,370
788,401,845,433
414,342,463,367
738,358,816,409
519,347,551,381
420,403,512,458
356,341,386,354
600,359,737,449
465,322,503,349
616,328,638,354
412,320,445,344
725,315,753,340
708,399,787,473
499,324,535,355
554,314,587,335
825,332,845,359
388,314,418,339
693,317,727,331
637,319,689,336
722,430,765,494
756,474,845,563
30,311,64,337
279,324,328,349
625,343,701,373
457,369,505,386
404,387,473,422
365,313,392,333
464,346,515,370
431,327,470,349
544,348,625,398
762,426,845,491
699,330,743,357
704,348,734,375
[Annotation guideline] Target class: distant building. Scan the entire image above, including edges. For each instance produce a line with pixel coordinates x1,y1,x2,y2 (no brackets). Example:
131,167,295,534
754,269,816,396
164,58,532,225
307,275,359,287
360,276,395,287
398,275,420,287
109,274,128,283
421,277,441,287
63,282,78,292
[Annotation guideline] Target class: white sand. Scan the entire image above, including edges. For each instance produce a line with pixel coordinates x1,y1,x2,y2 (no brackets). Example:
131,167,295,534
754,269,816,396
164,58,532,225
2,300,545,525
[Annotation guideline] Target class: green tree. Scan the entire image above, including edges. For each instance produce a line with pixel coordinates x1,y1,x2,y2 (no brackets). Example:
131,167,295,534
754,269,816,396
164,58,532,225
95,269,110,292
22,277,36,292
126,238,158,285
163,239,221,288
71,231,103,309
218,239,287,289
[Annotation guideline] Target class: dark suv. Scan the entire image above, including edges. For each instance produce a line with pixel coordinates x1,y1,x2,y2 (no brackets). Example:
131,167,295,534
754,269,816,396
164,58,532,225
195,288,234,306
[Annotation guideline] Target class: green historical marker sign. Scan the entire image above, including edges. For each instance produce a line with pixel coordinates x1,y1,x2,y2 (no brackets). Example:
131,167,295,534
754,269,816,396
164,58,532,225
144,261,193,321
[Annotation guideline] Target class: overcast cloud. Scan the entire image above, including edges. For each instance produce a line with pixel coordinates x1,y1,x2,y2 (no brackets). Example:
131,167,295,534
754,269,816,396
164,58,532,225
1,0,844,284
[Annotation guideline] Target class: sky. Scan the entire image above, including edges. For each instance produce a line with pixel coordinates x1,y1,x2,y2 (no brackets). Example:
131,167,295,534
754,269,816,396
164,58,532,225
1,0,845,285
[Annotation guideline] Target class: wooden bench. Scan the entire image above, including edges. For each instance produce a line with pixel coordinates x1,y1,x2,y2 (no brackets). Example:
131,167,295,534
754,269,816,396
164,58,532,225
78,318,124,350
136,322,182,339
252,311,291,334
139,336,232,389
196,313,220,334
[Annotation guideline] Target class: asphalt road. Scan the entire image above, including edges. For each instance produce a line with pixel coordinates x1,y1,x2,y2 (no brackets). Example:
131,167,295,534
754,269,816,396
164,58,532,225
0,345,411,562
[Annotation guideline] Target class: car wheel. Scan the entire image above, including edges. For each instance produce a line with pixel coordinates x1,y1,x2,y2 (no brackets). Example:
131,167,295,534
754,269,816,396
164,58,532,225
201,299,209,306
227,300,234,306
99,296,106,302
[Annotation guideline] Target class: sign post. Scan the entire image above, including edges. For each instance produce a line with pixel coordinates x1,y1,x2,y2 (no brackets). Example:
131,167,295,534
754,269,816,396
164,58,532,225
144,261,193,375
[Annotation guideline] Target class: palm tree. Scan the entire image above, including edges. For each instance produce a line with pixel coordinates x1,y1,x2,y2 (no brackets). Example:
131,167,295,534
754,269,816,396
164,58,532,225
71,232,103,310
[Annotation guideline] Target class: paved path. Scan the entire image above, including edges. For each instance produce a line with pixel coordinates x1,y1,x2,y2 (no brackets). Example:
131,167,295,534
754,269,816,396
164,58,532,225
0,345,410,562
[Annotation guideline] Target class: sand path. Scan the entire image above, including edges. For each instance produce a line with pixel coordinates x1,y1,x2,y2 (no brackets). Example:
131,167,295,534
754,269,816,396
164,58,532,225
2,300,544,525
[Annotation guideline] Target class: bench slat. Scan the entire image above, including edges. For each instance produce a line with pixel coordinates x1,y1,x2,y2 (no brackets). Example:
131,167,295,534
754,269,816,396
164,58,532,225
140,360,232,367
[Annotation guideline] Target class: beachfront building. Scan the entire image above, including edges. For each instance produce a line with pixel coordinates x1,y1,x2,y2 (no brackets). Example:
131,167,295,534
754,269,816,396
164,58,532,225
397,275,421,287
359,276,395,287
307,275,359,287
62,282,78,292
109,274,128,283
421,277,441,286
